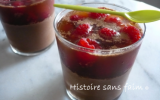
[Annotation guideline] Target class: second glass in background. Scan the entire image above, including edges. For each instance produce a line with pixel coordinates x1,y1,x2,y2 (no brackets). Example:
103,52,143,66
0,0,55,56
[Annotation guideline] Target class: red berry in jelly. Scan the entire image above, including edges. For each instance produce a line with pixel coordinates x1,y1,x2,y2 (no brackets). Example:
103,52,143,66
77,38,98,67
70,15,83,21
120,25,141,43
78,38,101,49
89,7,109,19
76,24,90,35
70,24,91,40
86,38,101,49
89,12,106,19
12,1,24,7
99,28,117,39
78,38,95,49
104,16,122,25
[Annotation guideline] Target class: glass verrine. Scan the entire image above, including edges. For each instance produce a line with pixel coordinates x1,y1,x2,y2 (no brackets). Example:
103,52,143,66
54,2,145,100
0,0,55,56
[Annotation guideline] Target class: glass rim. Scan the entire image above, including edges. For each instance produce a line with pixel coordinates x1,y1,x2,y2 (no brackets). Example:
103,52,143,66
54,2,146,53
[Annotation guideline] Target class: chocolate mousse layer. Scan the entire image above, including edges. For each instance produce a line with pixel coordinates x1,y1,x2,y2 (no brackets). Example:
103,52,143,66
62,62,131,100
2,14,55,53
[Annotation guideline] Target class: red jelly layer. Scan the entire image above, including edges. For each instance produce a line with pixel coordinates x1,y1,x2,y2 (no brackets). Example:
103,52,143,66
57,38,141,79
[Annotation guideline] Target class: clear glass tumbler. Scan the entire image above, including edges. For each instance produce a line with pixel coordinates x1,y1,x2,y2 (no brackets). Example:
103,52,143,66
54,2,146,100
0,0,55,56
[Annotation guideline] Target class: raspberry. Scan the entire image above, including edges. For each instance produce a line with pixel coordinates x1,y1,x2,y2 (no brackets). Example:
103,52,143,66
120,25,141,43
78,38,95,49
86,38,101,49
89,7,109,19
89,12,106,19
12,1,24,6
70,15,83,21
76,24,90,35
70,24,91,40
70,11,89,21
77,38,98,67
104,16,122,25
23,0,32,5
99,28,117,39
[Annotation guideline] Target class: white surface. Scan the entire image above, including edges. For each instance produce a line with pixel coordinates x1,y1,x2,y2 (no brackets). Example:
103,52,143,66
0,0,160,100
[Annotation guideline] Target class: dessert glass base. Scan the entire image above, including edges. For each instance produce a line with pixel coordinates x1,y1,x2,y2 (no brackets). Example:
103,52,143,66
10,41,54,56
66,89,77,100
66,89,121,100
54,2,146,100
